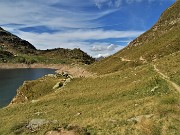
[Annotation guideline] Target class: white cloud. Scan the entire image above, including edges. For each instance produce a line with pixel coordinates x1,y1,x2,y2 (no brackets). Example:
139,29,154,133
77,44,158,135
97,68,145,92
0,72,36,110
0,0,147,57
2,27,141,57
115,0,122,7
0,0,117,29
6,27,143,43
97,53,111,58
91,43,123,58
94,0,122,8
91,44,119,51
94,0,144,8
94,0,174,8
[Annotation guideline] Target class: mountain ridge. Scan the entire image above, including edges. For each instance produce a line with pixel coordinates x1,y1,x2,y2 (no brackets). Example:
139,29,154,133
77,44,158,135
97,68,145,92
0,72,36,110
0,27,95,64
90,0,180,74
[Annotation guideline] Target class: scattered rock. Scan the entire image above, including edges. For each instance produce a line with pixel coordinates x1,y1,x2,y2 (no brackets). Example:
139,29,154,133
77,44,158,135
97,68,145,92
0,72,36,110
53,82,63,89
31,99,39,103
151,86,159,92
68,74,74,79
46,74,57,78
26,119,49,131
139,56,147,63
26,119,58,132
63,78,71,86
74,112,81,116
62,71,69,77
127,114,154,122
121,57,131,62
134,104,138,107
34,112,43,116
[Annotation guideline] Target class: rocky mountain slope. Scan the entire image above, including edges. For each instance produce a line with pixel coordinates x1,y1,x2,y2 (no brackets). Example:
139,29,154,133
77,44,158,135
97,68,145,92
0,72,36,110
0,27,36,54
0,27,95,64
90,0,180,74
0,1,180,135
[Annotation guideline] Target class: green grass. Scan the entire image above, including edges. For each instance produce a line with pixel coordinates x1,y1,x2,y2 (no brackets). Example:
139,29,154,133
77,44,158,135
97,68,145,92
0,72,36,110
0,1,180,134
0,64,179,134
153,51,180,85
11,75,66,104
11,54,73,64
89,1,180,75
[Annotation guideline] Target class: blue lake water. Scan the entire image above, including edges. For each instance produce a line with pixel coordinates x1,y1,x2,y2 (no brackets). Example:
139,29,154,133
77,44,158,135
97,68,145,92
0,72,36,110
0,68,55,108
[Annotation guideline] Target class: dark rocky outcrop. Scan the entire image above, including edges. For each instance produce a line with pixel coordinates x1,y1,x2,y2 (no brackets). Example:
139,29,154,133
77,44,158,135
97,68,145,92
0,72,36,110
0,27,95,64
0,27,36,54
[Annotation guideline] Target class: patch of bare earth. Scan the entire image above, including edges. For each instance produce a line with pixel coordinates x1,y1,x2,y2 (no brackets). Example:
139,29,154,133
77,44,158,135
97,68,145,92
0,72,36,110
121,57,132,62
56,65,96,78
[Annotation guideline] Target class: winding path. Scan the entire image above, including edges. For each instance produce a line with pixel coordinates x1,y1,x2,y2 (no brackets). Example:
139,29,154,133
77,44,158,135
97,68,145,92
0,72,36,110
153,65,180,93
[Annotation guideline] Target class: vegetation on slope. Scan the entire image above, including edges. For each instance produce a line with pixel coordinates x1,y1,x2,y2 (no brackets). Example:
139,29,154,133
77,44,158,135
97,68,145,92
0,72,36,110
90,1,180,74
0,1,180,135
153,51,180,86
0,63,179,134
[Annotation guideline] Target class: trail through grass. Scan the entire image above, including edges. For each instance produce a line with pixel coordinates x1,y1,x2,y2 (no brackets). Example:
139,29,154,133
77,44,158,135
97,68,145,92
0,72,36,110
153,64,180,93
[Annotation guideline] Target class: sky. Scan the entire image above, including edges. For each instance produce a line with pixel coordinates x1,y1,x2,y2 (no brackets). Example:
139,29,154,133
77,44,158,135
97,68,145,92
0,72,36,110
0,0,176,58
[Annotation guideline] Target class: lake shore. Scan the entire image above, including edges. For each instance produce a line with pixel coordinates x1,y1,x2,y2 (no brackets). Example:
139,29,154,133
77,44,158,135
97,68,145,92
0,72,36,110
0,63,95,78
0,63,62,70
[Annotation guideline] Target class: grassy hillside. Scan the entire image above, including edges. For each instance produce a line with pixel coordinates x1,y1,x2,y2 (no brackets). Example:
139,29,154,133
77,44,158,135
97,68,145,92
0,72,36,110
153,51,180,86
0,1,180,135
90,0,180,74
0,60,179,134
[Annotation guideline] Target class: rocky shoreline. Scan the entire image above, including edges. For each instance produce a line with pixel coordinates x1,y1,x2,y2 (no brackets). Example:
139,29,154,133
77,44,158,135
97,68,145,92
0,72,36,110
1,63,95,108
0,63,96,78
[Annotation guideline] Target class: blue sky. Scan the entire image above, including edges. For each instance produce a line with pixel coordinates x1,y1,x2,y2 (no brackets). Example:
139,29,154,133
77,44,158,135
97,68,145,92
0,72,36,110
0,0,175,57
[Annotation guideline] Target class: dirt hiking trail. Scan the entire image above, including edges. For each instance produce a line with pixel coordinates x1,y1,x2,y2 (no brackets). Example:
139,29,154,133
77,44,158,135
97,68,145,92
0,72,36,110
153,65,180,93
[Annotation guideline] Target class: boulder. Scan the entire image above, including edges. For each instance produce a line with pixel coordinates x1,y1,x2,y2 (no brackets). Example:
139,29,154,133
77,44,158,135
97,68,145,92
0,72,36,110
31,99,39,103
62,71,69,77
53,82,63,89
46,74,57,78
27,119,49,131
63,78,71,86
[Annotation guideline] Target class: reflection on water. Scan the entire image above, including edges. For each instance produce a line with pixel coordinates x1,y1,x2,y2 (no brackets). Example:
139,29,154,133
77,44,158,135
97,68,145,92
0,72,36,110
0,68,55,108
